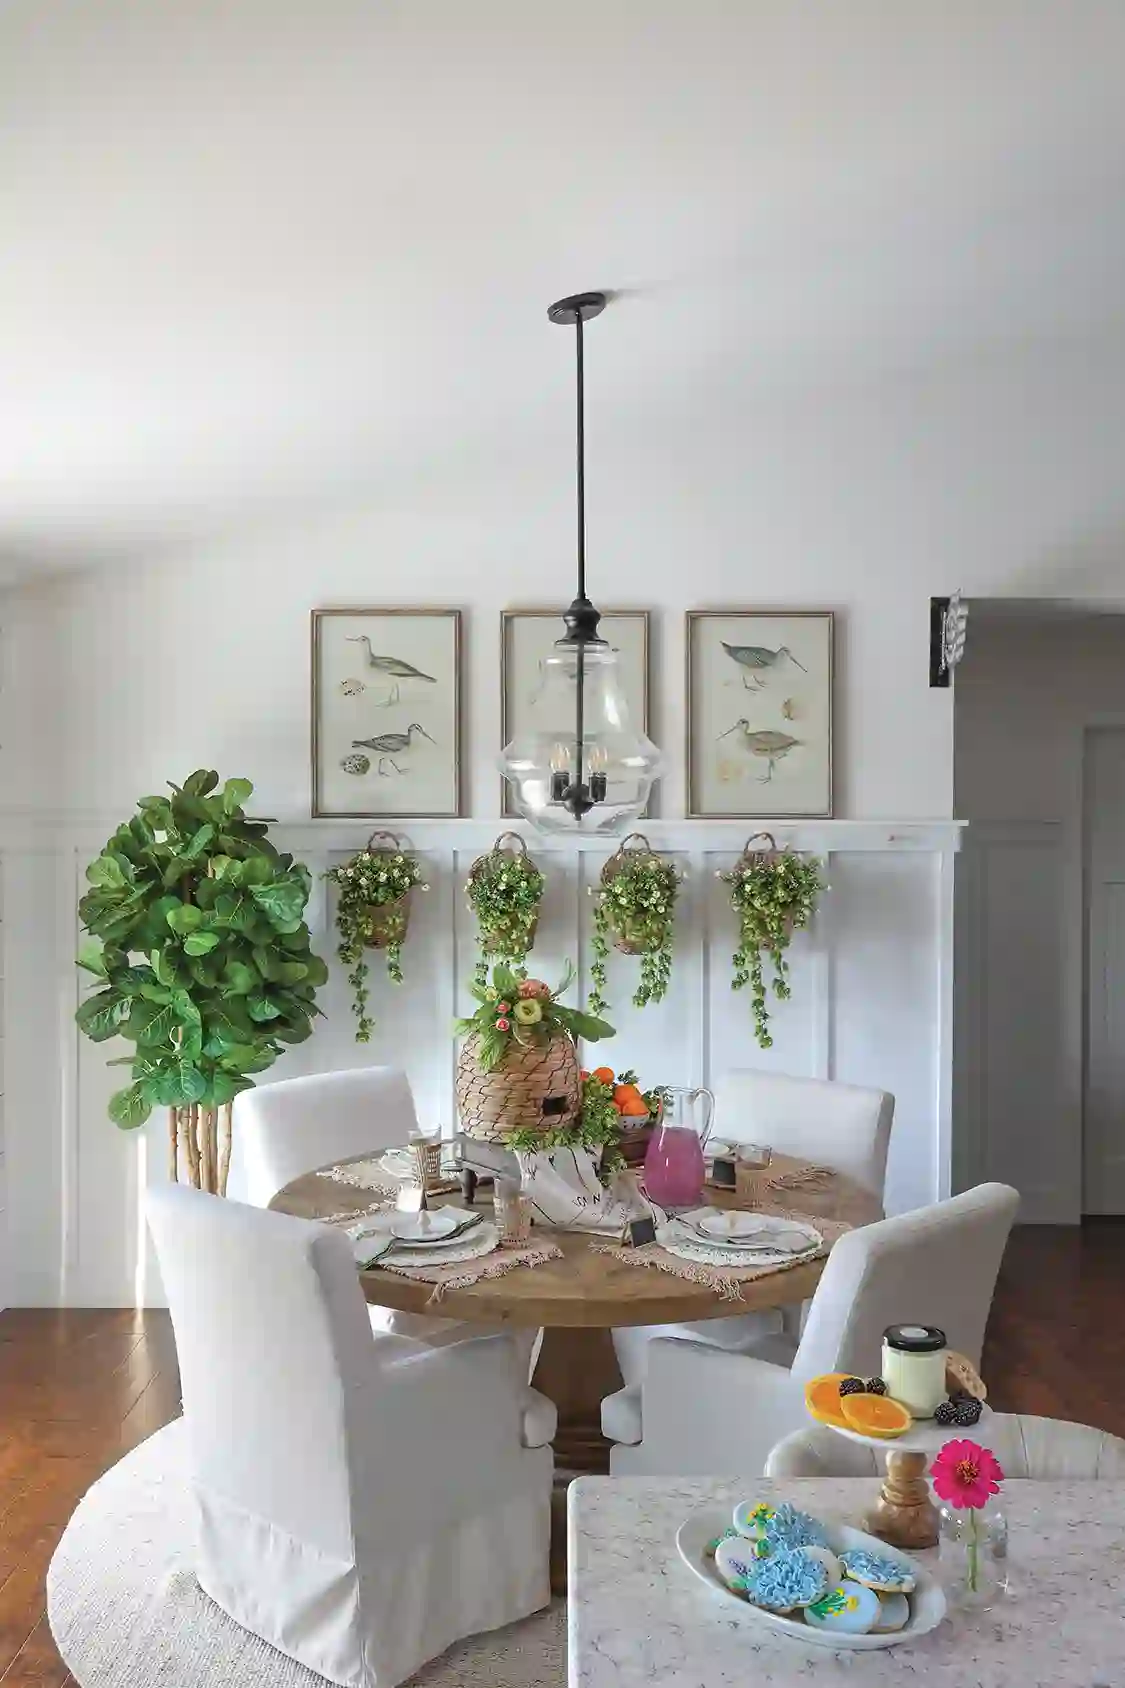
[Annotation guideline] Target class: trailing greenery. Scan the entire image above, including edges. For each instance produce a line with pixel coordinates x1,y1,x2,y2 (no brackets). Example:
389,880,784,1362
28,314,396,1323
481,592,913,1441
466,839,544,989
454,960,614,1074
75,770,326,1133
588,849,679,1016
722,847,824,1048
506,1070,627,1179
325,846,426,1042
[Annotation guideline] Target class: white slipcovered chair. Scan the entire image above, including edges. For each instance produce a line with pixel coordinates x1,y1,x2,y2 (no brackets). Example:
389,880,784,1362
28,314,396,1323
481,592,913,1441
610,1070,896,1393
228,1065,418,1208
147,1184,554,1688
603,1181,1019,1476
767,1414,1125,1480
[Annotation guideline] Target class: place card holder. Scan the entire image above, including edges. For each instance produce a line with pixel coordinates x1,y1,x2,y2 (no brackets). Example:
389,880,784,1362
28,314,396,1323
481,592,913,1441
620,1214,658,1248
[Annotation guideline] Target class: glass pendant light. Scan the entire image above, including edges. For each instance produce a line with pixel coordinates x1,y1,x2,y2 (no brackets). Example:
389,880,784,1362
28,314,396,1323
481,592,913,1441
499,291,664,834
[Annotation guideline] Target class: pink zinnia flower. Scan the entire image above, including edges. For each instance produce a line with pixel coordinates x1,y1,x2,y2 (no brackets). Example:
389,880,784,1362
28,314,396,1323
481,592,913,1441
930,1440,1004,1510
495,1017,510,1032
496,1001,511,1014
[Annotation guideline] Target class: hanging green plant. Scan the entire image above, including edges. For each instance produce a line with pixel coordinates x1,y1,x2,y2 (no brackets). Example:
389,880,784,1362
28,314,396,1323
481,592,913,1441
588,834,680,1017
721,832,825,1049
465,832,544,989
325,832,427,1042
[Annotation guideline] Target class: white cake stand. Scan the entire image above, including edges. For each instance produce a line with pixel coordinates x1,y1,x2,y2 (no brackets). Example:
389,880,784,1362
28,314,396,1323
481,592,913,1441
822,1406,993,1551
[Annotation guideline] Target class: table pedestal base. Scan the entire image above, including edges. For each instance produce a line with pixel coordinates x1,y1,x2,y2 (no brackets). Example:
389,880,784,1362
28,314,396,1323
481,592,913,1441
864,1449,940,1549
532,1325,620,1591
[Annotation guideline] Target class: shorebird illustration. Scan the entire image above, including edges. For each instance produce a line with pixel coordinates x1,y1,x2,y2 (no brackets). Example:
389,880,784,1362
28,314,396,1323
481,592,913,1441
718,720,802,783
346,636,438,706
352,723,434,776
721,641,807,690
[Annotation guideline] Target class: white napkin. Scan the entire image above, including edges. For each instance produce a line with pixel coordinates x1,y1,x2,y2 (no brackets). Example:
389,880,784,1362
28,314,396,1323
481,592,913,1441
515,1148,658,1234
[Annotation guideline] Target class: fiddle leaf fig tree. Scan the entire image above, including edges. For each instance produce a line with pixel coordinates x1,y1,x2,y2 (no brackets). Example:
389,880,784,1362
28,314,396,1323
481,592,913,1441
75,770,328,1192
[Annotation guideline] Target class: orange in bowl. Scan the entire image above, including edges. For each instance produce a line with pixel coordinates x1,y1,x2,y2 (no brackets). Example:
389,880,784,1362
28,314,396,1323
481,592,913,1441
804,1373,853,1430
839,1393,913,1439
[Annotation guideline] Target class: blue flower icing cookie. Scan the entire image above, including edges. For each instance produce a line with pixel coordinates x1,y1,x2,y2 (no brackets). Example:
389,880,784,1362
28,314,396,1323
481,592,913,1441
838,1549,916,1594
731,1501,829,1554
805,1578,881,1635
746,1547,831,1613
713,1534,768,1596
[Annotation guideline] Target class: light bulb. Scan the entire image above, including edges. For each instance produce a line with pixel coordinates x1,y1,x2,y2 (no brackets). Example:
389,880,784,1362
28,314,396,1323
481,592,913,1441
550,742,571,775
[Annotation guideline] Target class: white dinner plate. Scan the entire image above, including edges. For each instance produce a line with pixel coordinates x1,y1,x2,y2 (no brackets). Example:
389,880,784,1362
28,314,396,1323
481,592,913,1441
681,1209,820,1252
676,1506,946,1651
388,1209,464,1243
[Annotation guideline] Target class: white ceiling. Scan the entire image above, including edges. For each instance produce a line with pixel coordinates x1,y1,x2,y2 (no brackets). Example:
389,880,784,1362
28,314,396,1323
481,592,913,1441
2,0,1124,572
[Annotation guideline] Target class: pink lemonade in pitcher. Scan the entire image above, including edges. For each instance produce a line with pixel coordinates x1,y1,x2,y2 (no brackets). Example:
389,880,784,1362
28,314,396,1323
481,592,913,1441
642,1087,715,1208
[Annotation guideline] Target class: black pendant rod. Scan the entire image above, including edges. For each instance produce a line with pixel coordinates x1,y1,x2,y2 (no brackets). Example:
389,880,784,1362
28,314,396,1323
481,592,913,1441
575,307,586,604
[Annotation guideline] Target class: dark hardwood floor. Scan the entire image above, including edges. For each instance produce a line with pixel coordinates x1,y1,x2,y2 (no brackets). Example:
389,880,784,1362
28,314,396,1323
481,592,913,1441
0,1221,1122,1683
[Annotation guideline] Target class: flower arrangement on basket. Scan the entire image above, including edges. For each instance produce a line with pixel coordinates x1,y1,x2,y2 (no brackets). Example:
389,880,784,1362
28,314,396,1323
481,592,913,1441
465,832,544,989
453,961,614,1147
325,832,427,1042
587,834,680,1017
720,832,824,1049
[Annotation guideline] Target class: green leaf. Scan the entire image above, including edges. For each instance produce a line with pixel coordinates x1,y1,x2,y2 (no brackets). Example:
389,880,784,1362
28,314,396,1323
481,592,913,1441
183,769,220,797
108,1084,152,1129
557,1008,616,1043
166,904,203,935
153,1059,207,1106
302,954,330,987
149,947,182,988
247,993,282,1022
218,1043,277,1075
127,998,179,1047
213,892,253,932
274,960,309,985
221,776,254,814
201,1070,253,1106
181,824,215,861
250,879,308,929
76,990,127,1042
77,938,108,978
274,1018,312,1044
221,959,259,995
183,931,220,956
85,854,129,890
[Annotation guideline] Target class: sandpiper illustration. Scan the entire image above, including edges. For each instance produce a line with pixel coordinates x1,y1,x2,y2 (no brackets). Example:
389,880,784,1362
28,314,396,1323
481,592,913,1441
346,636,438,706
352,723,434,776
717,720,802,783
721,641,807,690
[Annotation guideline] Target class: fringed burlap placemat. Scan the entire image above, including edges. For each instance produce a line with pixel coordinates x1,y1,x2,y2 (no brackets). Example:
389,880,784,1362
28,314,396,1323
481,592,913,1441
380,1239,565,1304
318,1156,461,1198
591,1209,851,1302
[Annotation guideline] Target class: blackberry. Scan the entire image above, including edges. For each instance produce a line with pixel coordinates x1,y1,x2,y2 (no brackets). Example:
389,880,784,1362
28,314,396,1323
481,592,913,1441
838,1377,866,1398
864,1378,888,1396
933,1399,957,1426
953,1397,983,1427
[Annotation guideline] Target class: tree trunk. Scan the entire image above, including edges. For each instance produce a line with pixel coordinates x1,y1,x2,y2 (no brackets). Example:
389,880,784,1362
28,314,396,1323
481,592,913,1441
169,1107,180,1182
185,1104,202,1188
217,1102,233,1197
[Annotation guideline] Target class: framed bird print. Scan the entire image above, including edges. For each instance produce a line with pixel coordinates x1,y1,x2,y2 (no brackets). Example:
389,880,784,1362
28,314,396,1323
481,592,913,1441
500,608,652,818
311,608,463,818
686,609,833,818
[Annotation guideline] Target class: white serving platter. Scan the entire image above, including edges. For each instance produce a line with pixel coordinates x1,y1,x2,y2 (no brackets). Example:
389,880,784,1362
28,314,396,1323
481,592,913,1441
676,1507,946,1651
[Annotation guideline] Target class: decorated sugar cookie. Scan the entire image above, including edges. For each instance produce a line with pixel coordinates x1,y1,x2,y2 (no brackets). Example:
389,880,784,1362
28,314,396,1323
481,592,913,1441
713,1534,766,1595
732,1501,829,1554
804,1578,881,1635
796,1543,843,1585
745,1546,831,1613
731,1500,777,1544
871,1591,910,1633
838,1548,916,1594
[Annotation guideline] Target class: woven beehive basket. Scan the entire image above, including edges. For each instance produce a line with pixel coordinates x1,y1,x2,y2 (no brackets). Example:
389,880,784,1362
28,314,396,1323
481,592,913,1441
456,1028,580,1144
469,832,540,959
600,832,660,956
359,831,413,951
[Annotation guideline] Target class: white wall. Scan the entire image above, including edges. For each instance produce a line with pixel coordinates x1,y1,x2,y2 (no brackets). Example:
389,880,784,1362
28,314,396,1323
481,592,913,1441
954,612,1125,1222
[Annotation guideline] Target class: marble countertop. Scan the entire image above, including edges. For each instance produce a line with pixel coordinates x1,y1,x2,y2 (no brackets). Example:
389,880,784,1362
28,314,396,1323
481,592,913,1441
567,1477,1125,1687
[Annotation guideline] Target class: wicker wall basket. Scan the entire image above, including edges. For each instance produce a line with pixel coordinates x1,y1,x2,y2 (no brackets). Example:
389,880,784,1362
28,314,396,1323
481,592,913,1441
600,832,659,955
359,831,413,950
456,1029,580,1144
469,832,540,960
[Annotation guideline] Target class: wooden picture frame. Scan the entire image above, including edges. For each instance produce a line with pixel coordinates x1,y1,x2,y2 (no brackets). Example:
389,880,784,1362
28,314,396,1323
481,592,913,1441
499,608,652,818
686,609,834,818
311,607,463,818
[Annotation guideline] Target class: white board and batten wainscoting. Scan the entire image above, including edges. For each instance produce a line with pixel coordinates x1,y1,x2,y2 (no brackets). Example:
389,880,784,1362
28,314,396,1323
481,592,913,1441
0,817,962,1309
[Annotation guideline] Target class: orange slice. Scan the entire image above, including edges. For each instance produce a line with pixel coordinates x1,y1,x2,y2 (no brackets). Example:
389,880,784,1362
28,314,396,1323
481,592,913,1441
840,1393,913,1439
804,1374,853,1430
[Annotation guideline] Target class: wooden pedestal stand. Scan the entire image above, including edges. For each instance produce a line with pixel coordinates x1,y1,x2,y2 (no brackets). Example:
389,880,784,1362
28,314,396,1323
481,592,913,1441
864,1448,940,1549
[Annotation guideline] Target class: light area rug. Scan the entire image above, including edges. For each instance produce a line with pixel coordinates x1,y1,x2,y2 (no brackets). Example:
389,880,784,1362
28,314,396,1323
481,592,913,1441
47,1423,565,1688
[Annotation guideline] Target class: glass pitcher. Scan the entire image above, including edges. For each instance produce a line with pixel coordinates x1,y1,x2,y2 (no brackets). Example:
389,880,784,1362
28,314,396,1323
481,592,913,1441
643,1086,716,1208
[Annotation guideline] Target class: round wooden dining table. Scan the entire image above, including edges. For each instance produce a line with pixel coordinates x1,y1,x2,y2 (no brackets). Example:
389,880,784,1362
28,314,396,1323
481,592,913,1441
272,1154,880,1479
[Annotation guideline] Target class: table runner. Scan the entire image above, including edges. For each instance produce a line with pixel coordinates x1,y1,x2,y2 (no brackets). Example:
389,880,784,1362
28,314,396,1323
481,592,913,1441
591,1208,851,1301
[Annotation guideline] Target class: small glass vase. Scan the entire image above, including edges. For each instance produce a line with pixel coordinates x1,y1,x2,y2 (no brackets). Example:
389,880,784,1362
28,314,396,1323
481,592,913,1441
938,1502,1009,1607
